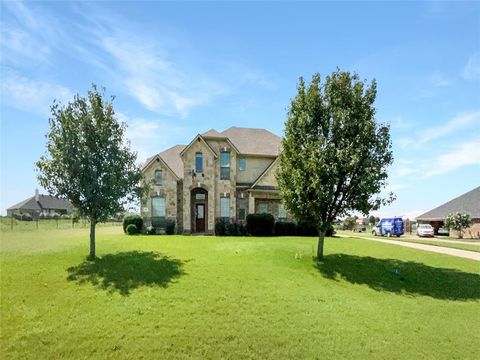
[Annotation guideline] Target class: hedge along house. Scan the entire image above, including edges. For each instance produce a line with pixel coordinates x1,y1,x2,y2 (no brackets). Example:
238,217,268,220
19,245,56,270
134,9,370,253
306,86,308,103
141,127,290,234
6,189,73,220
416,186,480,238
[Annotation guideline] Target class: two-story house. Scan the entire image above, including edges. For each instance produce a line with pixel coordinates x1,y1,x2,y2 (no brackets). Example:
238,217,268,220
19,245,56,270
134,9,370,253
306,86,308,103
141,126,288,234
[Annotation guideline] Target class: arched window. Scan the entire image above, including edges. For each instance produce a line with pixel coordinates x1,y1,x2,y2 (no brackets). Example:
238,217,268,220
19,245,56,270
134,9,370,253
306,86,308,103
195,152,203,173
155,170,162,185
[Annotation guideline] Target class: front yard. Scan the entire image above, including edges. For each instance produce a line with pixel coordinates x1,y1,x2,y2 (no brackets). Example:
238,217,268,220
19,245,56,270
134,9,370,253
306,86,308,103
1,227,479,359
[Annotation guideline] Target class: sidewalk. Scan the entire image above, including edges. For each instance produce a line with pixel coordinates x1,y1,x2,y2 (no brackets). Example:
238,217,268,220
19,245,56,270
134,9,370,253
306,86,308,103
337,234,480,261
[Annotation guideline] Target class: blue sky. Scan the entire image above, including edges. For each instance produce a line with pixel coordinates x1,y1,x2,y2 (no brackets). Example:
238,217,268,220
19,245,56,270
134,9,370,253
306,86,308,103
1,1,479,218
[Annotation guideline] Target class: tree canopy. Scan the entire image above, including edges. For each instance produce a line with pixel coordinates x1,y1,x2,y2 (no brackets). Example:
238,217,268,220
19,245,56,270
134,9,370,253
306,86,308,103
36,85,146,259
277,70,394,259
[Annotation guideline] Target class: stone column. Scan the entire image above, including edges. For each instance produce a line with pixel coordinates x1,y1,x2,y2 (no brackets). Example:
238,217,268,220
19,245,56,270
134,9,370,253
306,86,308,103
248,193,255,214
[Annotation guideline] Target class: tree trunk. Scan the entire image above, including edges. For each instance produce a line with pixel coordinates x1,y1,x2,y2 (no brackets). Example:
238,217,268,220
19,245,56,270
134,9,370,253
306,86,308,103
317,231,325,260
89,218,96,260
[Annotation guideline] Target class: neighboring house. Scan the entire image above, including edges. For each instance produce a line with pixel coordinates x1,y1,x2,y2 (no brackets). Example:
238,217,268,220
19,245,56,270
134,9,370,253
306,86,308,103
6,189,73,219
416,186,480,237
141,126,289,234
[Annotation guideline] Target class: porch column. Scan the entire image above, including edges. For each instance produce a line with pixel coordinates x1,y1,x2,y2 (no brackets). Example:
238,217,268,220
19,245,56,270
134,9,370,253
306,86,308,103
248,193,255,214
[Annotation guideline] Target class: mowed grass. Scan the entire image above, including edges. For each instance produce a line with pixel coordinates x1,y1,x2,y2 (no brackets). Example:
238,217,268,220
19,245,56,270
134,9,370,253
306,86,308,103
1,227,479,359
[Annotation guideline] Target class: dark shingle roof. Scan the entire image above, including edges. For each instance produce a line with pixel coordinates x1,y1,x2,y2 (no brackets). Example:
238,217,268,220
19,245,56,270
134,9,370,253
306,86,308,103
144,127,281,179
7,195,72,211
218,127,281,156
158,145,186,179
416,186,480,221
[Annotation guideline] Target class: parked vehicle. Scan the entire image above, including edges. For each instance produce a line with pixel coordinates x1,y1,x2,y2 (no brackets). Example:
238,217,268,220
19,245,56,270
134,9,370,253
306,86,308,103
372,217,404,237
437,227,450,236
417,224,434,237
353,224,367,232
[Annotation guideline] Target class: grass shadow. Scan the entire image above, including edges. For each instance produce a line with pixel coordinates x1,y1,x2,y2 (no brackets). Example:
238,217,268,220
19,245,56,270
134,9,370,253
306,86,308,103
315,254,480,301
67,251,185,295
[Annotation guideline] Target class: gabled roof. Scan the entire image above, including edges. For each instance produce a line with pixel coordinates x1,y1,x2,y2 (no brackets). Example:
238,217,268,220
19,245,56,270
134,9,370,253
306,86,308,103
143,145,186,179
202,129,221,137
7,195,72,211
218,127,281,156
251,157,279,189
180,134,218,158
416,186,480,221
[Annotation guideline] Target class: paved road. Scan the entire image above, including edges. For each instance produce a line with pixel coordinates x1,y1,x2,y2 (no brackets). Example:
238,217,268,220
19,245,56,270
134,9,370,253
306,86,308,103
337,234,480,261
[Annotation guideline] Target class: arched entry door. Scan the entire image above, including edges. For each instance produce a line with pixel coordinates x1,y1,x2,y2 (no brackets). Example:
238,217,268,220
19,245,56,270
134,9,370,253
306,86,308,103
191,188,208,233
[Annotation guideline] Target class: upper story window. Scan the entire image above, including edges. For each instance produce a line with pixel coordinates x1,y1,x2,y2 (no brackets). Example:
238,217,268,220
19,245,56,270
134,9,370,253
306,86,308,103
195,152,203,173
155,170,162,185
238,158,246,171
220,151,230,180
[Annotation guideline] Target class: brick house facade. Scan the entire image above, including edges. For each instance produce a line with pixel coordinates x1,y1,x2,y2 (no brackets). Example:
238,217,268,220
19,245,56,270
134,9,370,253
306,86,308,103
141,127,289,234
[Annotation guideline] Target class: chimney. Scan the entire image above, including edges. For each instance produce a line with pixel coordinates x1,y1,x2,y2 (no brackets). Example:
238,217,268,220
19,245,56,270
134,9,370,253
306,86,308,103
35,188,39,202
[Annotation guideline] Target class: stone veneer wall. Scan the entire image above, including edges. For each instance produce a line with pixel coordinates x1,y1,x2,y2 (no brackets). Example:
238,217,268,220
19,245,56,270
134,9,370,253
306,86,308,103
141,158,178,227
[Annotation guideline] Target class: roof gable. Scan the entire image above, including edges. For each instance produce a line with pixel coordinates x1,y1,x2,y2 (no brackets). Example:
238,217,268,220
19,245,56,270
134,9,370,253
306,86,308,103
416,186,480,220
143,144,185,179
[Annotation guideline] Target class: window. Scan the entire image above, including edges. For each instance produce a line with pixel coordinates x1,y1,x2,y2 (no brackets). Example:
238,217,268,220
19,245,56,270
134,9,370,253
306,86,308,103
238,208,246,221
195,193,206,200
238,158,246,171
278,203,287,219
220,197,230,218
258,203,268,214
154,170,162,185
195,152,203,173
152,197,166,217
220,151,230,180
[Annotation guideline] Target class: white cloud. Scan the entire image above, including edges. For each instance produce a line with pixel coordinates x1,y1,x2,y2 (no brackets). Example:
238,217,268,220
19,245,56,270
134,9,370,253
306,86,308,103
462,52,480,80
0,71,72,115
385,183,409,192
424,138,480,178
97,34,224,117
418,111,480,146
428,71,450,87
119,113,190,162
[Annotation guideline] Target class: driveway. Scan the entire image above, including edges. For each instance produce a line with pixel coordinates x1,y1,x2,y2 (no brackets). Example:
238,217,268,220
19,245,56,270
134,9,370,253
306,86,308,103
337,234,480,261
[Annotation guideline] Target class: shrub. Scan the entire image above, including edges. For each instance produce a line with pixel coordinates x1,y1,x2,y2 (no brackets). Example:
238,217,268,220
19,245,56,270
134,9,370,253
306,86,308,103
295,223,335,237
246,213,275,236
275,221,296,236
126,224,138,235
226,222,240,236
166,219,176,235
21,213,33,221
123,215,143,233
296,222,318,236
215,218,228,236
145,226,156,235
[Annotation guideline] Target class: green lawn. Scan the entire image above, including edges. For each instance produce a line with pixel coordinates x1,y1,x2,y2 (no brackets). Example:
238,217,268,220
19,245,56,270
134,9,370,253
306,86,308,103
1,227,479,359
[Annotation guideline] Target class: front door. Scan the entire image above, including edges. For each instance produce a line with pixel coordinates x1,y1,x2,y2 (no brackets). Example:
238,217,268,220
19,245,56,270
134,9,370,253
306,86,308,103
195,204,205,232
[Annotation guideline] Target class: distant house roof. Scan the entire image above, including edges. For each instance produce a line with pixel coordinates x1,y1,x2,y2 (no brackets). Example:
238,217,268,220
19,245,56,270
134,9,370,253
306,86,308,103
416,186,480,221
7,194,72,212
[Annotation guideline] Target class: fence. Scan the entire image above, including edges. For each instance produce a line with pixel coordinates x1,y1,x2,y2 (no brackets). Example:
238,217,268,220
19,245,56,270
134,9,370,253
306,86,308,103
0,216,122,232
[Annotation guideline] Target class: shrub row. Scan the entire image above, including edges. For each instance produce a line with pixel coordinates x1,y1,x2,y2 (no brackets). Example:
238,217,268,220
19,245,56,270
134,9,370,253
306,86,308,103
215,218,248,236
123,215,176,235
214,214,335,237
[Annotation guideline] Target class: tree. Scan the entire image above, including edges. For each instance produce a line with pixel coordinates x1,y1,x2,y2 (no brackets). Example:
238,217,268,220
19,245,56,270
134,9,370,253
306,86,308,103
277,71,394,260
343,216,357,230
444,212,471,239
368,215,376,226
36,85,146,259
